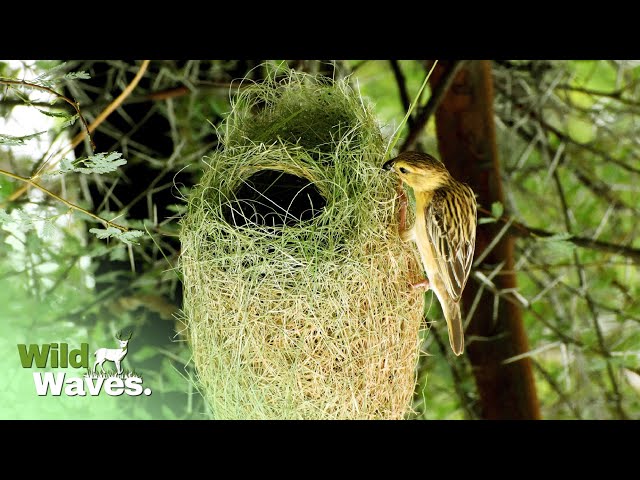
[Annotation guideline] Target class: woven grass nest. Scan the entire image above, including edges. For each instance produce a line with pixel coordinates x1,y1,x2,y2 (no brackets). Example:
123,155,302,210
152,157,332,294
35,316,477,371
180,69,424,419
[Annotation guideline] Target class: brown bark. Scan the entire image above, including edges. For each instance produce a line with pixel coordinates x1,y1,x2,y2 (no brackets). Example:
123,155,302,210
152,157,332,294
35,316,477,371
430,60,540,419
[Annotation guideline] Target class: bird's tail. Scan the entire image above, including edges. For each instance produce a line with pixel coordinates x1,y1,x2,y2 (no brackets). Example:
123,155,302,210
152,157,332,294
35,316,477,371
443,298,465,356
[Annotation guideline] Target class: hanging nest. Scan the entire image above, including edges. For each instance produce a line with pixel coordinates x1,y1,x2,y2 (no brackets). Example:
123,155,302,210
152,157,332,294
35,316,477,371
180,68,424,419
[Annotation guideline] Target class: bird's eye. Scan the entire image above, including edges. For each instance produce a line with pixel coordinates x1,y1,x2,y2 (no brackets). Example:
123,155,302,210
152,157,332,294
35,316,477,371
399,167,409,174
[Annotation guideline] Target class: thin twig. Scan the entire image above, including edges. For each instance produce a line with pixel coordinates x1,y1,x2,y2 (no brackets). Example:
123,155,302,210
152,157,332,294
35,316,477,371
402,60,464,151
478,260,640,274
496,83,640,176
427,326,478,419
2,81,240,111
386,61,438,158
529,264,640,325
500,109,640,219
569,166,639,214
477,206,640,263
531,359,583,419
551,168,627,419
5,60,151,205
37,59,152,177
0,78,94,150
556,83,640,108
388,60,413,129
471,270,586,349
504,118,638,214
0,168,128,231
0,99,67,108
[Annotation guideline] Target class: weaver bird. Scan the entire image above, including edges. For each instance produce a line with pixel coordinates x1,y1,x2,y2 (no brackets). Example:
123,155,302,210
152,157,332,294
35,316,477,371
383,151,477,356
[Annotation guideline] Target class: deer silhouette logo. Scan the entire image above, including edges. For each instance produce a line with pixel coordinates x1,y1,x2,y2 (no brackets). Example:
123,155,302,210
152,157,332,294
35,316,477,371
93,331,133,375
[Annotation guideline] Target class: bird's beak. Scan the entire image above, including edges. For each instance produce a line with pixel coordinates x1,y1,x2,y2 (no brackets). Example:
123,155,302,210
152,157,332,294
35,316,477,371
382,158,396,172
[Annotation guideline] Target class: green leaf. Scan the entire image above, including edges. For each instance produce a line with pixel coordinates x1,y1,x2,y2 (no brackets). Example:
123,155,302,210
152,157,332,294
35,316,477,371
568,60,617,92
34,109,78,129
567,117,595,144
538,234,577,261
60,114,79,128
32,62,67,87
117,230,144,245
478,217,496,225
166,204,187,214
0,208,46,233
79,152,127,174
565,91,594,109
491,201,504,219
41,220,57,239
35,108,72,119
63,71,91,80
0,131,47,146
16,209,37,230
52,152,127,175
58,158,74,173
89,227,121,240
89,227,144,245
0,209,12,224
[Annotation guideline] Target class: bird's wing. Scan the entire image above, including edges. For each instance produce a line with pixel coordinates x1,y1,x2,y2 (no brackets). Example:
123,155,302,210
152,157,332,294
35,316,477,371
425,184,477,302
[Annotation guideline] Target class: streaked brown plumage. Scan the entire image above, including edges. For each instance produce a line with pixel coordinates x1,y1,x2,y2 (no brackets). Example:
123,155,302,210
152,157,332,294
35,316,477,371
383,151,477,356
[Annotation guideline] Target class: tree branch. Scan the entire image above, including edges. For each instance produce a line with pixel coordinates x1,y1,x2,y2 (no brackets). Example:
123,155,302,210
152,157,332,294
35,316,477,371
556,83,640,108
388,60,413,129
495,82,640,176
427,325,478,419
550,168,626,419
0,77,94,150
0,99,67,108
478,206,640,263
433,60,540,419
0,168,128,231
531,359,583,419
402,60,464,151
4,60,151,206
35,59,152,178
498,110,639,215
471,268,587,349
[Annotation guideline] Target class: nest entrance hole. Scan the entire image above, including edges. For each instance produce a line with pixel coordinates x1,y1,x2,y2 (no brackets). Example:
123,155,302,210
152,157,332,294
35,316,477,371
223,170,326,229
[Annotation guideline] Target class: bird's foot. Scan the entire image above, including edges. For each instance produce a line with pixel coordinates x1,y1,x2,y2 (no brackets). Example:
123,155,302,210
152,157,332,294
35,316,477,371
411,279,430,291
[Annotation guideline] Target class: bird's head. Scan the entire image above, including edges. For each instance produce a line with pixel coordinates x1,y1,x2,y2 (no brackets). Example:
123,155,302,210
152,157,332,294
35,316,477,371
383,151,450,192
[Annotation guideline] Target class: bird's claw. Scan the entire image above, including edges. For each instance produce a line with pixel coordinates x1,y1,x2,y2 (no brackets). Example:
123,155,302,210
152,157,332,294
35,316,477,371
410,279,430,291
